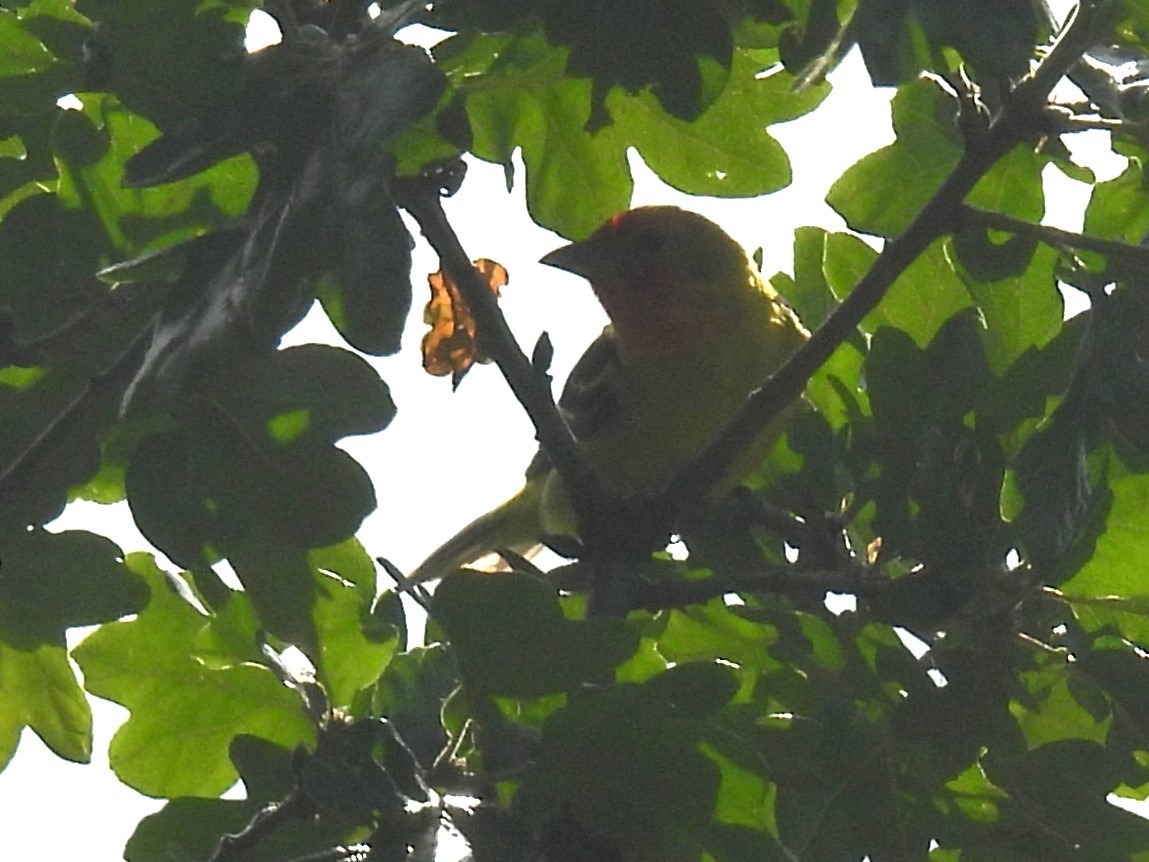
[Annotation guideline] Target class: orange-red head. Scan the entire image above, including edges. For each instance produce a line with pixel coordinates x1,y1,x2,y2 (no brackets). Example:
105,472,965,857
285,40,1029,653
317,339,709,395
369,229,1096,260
541,206,766,356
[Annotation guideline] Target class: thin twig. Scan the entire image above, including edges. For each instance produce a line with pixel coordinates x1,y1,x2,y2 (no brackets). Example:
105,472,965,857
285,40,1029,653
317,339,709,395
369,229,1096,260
376,555,433,610
1046,113,1128,133
0,320,154,499
667,0,1107,507
283,845,371,862
745,498,819,549
960,204,1149,264
210,792,311,862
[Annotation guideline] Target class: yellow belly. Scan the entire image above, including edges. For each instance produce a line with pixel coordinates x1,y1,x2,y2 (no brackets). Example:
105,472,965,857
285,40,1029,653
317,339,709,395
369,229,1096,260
540,311,806,535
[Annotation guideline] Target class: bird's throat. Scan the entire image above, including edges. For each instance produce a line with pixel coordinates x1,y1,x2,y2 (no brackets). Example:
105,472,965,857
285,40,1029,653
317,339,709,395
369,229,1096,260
592,281,735,358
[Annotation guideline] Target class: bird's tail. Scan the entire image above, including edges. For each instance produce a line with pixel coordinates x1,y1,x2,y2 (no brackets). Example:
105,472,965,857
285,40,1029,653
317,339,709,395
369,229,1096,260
405,481,545,584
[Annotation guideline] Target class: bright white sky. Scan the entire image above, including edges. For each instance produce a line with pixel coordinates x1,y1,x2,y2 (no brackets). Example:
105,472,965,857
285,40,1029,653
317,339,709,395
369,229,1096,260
2,3,1133,857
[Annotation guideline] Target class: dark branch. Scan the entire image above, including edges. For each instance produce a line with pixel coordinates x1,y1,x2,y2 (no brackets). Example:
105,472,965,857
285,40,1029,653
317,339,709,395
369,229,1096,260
394,169,608,537
960,204,1149,265
209,792,311,862
376,555,433,610
632,564,880,612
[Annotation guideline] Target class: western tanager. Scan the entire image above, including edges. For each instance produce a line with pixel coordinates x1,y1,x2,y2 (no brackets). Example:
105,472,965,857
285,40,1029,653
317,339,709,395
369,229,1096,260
408,206,808,583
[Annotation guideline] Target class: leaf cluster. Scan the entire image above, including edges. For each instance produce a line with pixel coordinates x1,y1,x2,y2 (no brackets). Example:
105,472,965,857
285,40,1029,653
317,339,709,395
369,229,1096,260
5,1,1149,861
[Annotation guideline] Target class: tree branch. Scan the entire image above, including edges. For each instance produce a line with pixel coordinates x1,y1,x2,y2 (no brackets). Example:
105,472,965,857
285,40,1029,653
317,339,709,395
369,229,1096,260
209,791,311,862
633,564,881,612
666,0,1107,508
960,204,1149,264
283,846,370,862
394,168,608,537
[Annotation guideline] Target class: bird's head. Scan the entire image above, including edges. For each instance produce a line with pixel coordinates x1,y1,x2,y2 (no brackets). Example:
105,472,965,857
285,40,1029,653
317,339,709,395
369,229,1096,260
540,206,764,356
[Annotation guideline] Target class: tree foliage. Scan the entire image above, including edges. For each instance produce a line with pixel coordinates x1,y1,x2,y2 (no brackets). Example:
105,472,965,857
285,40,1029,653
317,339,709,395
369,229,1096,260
4,0,1149,860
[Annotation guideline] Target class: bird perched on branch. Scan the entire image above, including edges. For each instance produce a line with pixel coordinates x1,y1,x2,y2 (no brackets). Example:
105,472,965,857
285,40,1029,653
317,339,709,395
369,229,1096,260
408,205,809,584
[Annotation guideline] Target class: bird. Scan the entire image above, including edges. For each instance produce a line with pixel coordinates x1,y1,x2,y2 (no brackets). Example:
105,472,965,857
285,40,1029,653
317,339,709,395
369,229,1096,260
407,205,809,584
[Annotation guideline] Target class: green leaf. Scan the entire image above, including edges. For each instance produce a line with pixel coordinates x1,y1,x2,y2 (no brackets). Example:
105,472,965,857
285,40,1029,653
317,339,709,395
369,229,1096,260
1084,158,1149,247
0,639,91,769
17,2,92,66
959,244,1063,375
443,33,823,237
827,76,961,236
54,95,257,254
0,9,56,75
371,644,456,769
779,226,839,330
1012,661,1109,749
771,693,938,858
545,0,734,126
656,600,779,700
206,344,396,445
1006,290,1149,581
0,193,104,338
643,661,740,719
951,147,1047,293
861,312,1003,569
124,346,388,600
116,229,289,413
823,230,879,303
1061,471,1149,611
440,31,632,238
781,227,872,428
851,0,927,86
431,571,639,697
311,536,377,595
124,736,349,862
314,199,414,357
72,554,315,797
0,234,163,528
1009,424,1110,582
985,312,1084,442
520,678,731,862
0,110,57,203
890,650,1022,787
618,48,823,198
915,0,1045,84
312,568,398,711
192,588,264,670
126,797,263,862
983,740,1149,857
0,528,146,646
967,144,1046,222
441,0,738,127
1077,646,1149,742
74,0,247,128
0,8,74,115
865,238,973,346
126,419,375,558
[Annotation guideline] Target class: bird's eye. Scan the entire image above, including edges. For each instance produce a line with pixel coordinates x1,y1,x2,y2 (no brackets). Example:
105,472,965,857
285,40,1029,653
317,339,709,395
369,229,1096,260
633,226,667,255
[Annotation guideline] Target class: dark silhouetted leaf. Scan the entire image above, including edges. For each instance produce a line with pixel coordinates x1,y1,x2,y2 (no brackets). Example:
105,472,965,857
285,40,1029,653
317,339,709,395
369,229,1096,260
432,571,638,697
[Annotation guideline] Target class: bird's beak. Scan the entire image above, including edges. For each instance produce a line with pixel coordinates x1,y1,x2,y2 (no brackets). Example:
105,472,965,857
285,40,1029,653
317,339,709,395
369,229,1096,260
540,236,603,280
